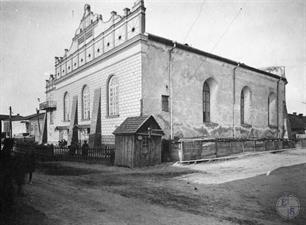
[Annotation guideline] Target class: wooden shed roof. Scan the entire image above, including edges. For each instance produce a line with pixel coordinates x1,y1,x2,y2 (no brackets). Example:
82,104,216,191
113,115,163,135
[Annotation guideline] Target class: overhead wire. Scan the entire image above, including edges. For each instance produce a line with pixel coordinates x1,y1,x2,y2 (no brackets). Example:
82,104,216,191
190,5,244,76
183,0,206,43
211,7,243,51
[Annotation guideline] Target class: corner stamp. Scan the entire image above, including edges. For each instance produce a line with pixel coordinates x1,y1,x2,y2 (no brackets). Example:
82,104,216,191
276,193,300,220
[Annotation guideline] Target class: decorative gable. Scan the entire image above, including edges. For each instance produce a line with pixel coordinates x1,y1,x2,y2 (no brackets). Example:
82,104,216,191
51,0,146,83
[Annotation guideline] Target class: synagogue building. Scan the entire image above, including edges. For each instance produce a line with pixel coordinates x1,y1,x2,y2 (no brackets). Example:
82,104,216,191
40,0,287,147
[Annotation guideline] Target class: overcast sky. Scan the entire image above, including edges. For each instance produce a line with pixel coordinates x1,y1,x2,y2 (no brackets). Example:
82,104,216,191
0,0,305,116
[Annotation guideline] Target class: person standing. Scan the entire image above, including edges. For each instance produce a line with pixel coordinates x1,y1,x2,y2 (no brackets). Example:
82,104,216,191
14,154,26,195
0,138,15,210
81,140,89,158
25,150,36,184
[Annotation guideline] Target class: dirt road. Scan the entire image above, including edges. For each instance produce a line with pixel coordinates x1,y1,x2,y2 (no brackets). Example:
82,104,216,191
2,149,305,225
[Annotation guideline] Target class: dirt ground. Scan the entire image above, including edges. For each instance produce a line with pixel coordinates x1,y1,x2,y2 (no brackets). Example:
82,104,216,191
1,149,305,225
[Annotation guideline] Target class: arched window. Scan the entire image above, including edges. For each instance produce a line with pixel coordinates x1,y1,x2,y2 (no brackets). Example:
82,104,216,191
108,76,119,116
82,85,90,120
268,92,277,126
203,81,210,122
241,92,245,124
241,87,252,125
63,92,70,121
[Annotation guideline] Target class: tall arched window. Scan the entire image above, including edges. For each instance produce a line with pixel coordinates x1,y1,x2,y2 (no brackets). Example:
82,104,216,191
241,86,252,125
63,92,70,121
108,76,119,116
241,92,245,124
82,85,90,120
268,92,277,126
203,81,210,122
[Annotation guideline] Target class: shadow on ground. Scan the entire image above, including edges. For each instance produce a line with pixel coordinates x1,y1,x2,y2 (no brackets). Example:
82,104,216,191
0,201,58,225
38,162,100,176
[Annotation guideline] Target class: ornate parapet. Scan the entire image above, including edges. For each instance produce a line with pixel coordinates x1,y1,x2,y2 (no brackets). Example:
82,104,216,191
45,74,55,93
53,0,145,82
260,66,286,78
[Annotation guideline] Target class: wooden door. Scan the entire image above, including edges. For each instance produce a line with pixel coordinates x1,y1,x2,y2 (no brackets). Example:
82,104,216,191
142,136,158,166
141,136,149,167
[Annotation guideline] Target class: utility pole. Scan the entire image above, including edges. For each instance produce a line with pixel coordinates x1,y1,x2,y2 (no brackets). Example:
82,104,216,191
9,106,12,138
37,98,41,142
36,108,41,136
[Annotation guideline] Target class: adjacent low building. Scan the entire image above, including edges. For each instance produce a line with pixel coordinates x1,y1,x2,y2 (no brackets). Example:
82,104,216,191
23,113,45,143
0,114,27,138
288,112,306,138
40,1,287,147
0,113,45,143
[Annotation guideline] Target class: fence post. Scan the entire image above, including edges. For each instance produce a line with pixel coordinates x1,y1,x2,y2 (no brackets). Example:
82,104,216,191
178,141,184,162
215,140,218,157
273,140,276,150
254,140,256,152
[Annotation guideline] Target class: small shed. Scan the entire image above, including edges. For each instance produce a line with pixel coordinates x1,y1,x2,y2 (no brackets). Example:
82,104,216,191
113,115,164,168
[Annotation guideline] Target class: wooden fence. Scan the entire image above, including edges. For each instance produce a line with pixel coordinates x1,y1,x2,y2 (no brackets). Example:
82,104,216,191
169,138,303,162
15,144,115,163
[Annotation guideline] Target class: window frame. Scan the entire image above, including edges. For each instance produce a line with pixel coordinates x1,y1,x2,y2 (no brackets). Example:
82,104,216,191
50,111,54,125
161,95,169,112
82,85,90,120
241,90,245,125
107,75,119,117
268,93,277,127
63,92,70,122
203,81,210,123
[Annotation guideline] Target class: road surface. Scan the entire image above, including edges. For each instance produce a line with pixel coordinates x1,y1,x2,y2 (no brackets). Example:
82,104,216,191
1,148,305,225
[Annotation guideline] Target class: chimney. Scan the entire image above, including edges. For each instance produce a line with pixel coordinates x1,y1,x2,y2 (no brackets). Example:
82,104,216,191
64,49,69,57
293,112,297,115
298,113,303,117
123,8,130,16
55,56,59,64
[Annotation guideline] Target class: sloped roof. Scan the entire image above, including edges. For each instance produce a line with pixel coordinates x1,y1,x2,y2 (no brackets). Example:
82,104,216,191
55,125,69,131
113,115,162,135
0,114,9,120
75,124,90,129
23,112,45,120
0,114,25,121
147,33,287,83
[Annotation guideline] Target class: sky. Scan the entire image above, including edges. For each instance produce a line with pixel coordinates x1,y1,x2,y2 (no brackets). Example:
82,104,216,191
0,0,305,116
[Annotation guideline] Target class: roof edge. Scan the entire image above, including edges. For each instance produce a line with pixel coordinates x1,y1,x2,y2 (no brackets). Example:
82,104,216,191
147,33,287,83
135,115,153,133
